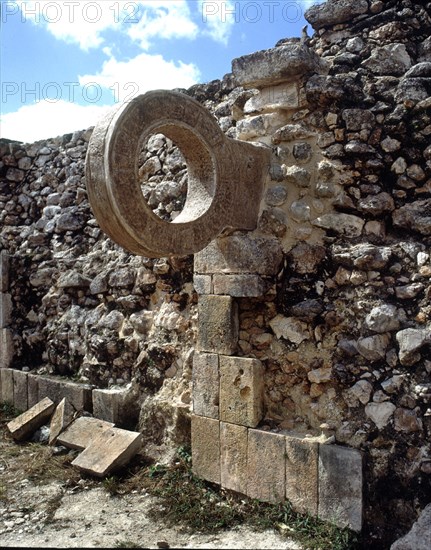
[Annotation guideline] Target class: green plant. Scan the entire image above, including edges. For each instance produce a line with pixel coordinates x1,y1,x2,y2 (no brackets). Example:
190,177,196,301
102,475,121,495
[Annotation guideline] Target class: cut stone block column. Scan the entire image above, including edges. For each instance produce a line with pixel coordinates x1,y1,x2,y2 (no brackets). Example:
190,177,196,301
213,274,267,297
194,235,283,277
247,429,286,503
318,444,363,532
197,295,238,355
13,370,28,412
0,328,13,369
219,356,264,428
191,414,220,485
285,435,318,516
192,352,219,419
220,421,248,495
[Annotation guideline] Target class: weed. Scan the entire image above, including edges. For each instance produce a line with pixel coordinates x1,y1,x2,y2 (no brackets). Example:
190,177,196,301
113,540,142,548
103,475,121,496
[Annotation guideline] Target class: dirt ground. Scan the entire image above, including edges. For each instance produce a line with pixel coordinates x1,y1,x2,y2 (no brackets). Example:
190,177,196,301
0,411,302,549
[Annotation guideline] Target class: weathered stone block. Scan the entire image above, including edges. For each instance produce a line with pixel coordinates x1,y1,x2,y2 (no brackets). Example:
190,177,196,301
0,251,9,292
194,235,283,276
220,421,248,495
0,368,14,404
247,429,286,503
71,426,142,477
7,397,55,441
285,436,318,516
92,384,139,426
197,295,238,355
27,373,40,408
318,444,363,532
219,356,264,428
49,398,77,444
213,274,267,297
192,352,219,419
56,416,115,450
61,380,93,413
0,328,13,369
193,274,212,294
191,414,220,485
13,369,28,412
232,44,322,89
38,376,62,404
0,293,12,327
244,82,299,113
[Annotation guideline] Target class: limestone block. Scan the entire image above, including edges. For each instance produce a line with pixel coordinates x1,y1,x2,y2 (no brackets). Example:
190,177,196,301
219,356,264,428
390,503,431,550
0,293,12,328
247,429,286,503
192,352,219,419
244,82,299,113
56,416,115,450
0,328,13,369
0,368,14,404
27,373,40,408
71,426,142,477
38,376,62,405
191,414,220,485
305,0,368,30
232,44,322,89
213,274,267,297
194,235,283,276
318,444,363,532
220,422,248,495
92,384,139,427
61,379,93,413
7,397,55,441
13,369,28,412
0,251,9,292
49,398,77,445
193,274,212,295
285,436,318,516
197,295,238,355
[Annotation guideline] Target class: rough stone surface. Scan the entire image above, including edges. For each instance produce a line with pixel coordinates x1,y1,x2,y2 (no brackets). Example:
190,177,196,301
197,295,238,355
285,436,318,516
191,415,220,485
220,421,248,495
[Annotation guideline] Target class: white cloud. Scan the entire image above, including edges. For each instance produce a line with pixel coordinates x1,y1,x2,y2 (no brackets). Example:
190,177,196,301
198,0,235,45
126,1,199,50
0,100,111,143
79,52,201,102
16,0,117,50
15,0,207,51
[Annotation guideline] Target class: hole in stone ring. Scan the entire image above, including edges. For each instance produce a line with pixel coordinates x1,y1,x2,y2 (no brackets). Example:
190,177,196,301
137,123,216,225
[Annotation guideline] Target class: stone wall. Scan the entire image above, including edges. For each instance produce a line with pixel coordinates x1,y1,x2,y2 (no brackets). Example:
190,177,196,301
1,0,431,547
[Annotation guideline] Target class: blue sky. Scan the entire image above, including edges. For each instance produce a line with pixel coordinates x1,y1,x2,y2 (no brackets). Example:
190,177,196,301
0,1,322,143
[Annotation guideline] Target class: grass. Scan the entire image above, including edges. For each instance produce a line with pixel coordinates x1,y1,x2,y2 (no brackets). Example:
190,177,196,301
1,403,360,549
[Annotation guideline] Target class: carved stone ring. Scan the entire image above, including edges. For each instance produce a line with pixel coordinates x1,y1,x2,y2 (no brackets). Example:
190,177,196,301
85,90,270,257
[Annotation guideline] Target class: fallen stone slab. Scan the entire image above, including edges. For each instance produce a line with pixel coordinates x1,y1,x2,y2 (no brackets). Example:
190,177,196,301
56,416,115,450
71,426,143,477
49,397,77,445
7,397,55,441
